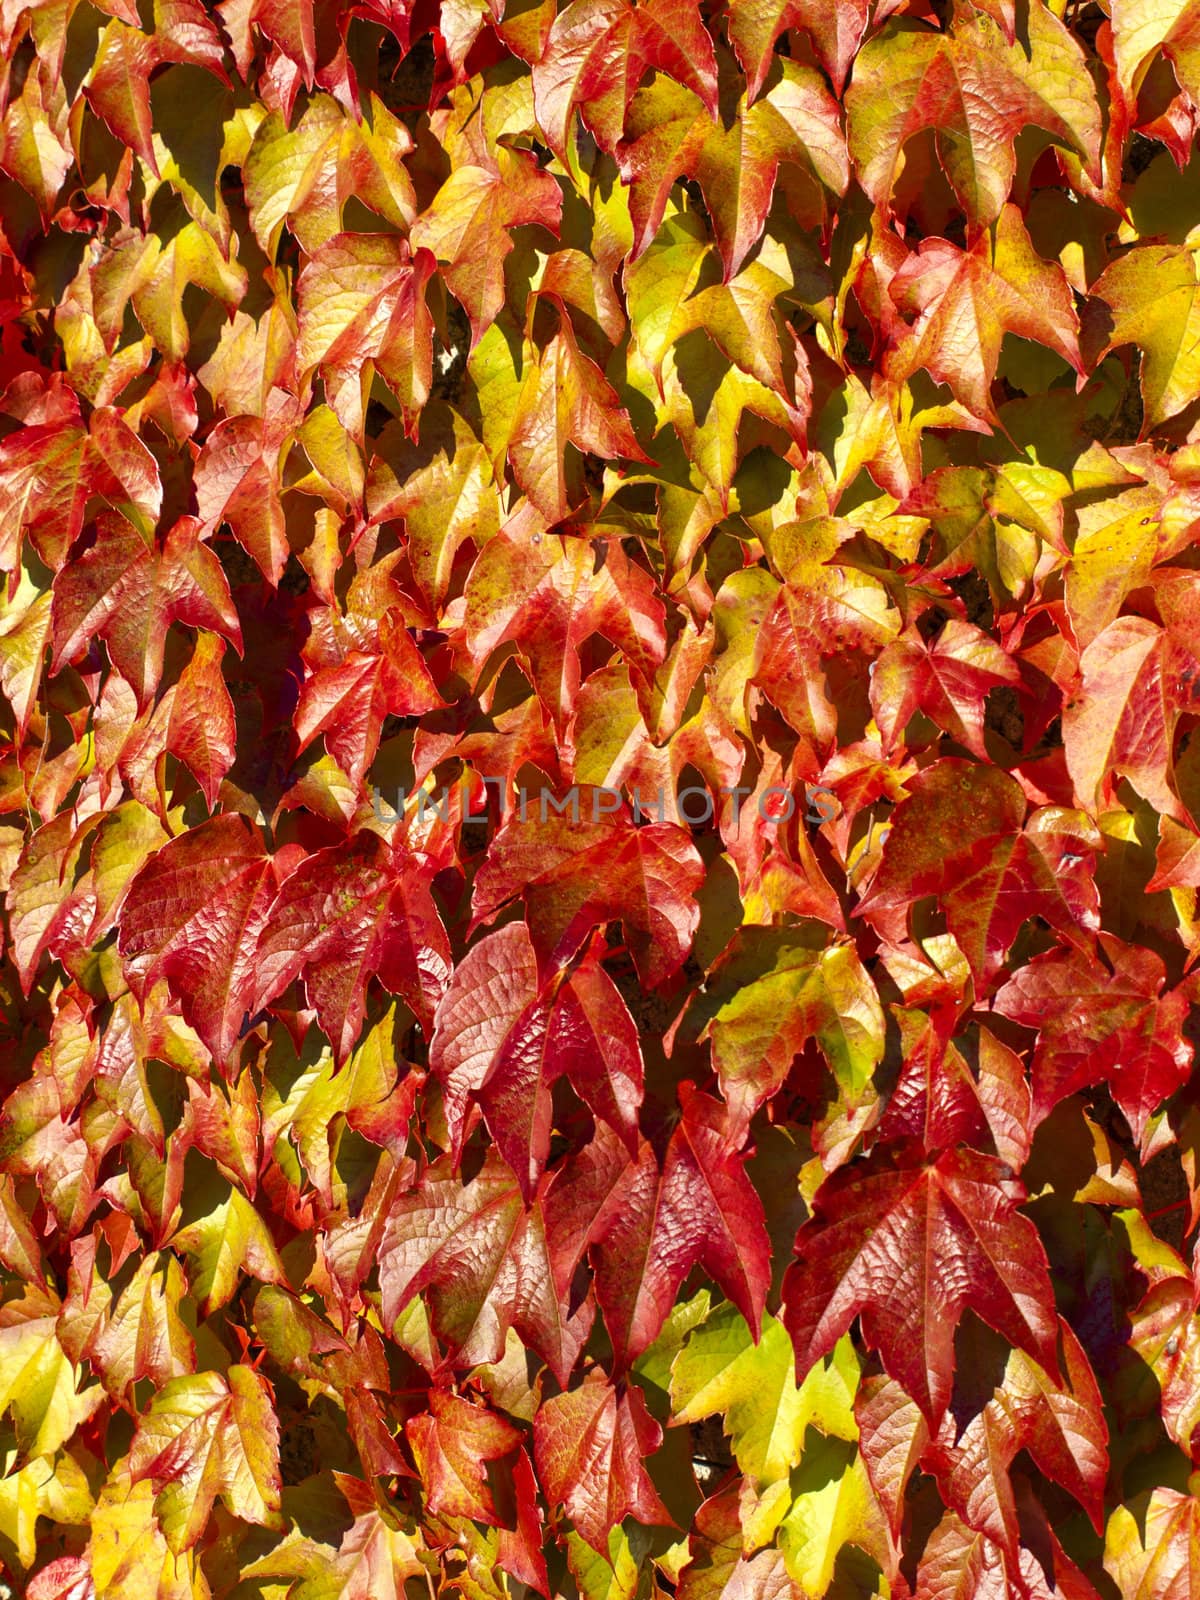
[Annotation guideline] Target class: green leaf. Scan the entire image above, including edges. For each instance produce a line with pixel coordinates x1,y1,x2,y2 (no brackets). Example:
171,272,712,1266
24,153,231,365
169,1174,287,1314
777,1433,889,1598
670,1301,858,1486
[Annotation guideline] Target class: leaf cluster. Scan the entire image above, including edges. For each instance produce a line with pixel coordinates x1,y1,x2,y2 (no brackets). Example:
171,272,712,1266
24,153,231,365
4,0,1200,1596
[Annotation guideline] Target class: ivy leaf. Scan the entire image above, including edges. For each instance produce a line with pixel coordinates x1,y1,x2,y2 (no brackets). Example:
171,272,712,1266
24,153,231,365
244,93,415,259
1063,615,1200,823
90,1252,195,1402
675,1489,798,1600
695,927,886,1139
1104,1488,1200,1600
778,1433,889,1599
670,1302,858,1486
297,235,437,440
128,1366,283,1553
294,611,443,786
509,315,651,521
545,1094,771,1369
993,935,1193,1143
84,20,159,175
884,206,1083,422
531,0,718,161
166,631,236,808
619,67,849,276
729,0,868,98
366,406,502,609
869,619,1021,759
463,533,666,730
533,1369,672,1552
378,1151,593,1383
911,1513,1010,1600
855,1376,931,1542
255,831,452,1060
410,149,563,347
119,813,278,1066
169,1177,288,1314
430,920,643,1197
0,1288,102,1461
407,1391,522,1525
783,1147,1060,1426
857,760,1101,989
471,799,703,988
846,9,1101,223
1092,242,1200,431
192,404,296,586
878,1011,1032,1165
51,513,242,711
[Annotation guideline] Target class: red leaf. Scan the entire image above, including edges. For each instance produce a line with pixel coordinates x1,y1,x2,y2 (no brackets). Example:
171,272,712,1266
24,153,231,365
255,830,452,1060
533,1369,672,1551
532,0,718,161
472,800,704,989
463,533,666,731
193,406,296,586
26,1558,92,1600
878,1008,1032,1165
119,813,277,1065
166,631,237,807
857,760,1100,989
409,149,562,347
407,1391,522,1525
729,0,869,98
294,611,442,786
992,935,1193,1144
869,620,1020,760
84,21,160,175
430,921,643,1196
545,1094,771,1367
379,1152,592,1383
51,514,242,711
783,1147,1060,1426
297,236,437,440
508,316,651,522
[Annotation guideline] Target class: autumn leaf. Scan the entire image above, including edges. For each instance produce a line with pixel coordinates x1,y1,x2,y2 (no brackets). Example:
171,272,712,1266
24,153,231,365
407,1391,522,1525
471,799,704,987
430,920,643,1195
1092,242,1200,431
297,235,437,440
619,66,849,276
51,514,241,710
378,1151,592,1382
1104,1487,1200,1599
293,610,442,786
119,813,278,1066
531,0,718,161
993,935,1194,1142
884,206,1083,422
857,760,1101,988
783,1147,1060,1425
128,1366,282,1552
694,926,885,1138
846,9,1101,223
533,1369,672,1551
410,148,563,347
463,532,666,728
255,830,452,1060
508,314,651,521
545,1096,771,1368
7,0,1200,1585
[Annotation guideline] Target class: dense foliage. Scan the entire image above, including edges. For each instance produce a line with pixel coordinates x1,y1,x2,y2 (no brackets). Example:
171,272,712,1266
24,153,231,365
5,0,1200,1593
